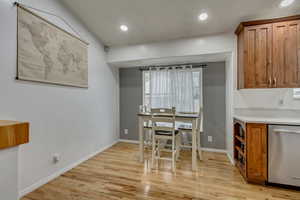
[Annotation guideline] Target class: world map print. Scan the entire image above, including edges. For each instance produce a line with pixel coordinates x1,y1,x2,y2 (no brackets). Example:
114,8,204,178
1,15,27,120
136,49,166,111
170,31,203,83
17,7,88,87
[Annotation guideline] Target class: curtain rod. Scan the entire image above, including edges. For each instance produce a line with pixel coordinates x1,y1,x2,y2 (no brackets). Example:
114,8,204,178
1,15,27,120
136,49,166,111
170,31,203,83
138,63,207,71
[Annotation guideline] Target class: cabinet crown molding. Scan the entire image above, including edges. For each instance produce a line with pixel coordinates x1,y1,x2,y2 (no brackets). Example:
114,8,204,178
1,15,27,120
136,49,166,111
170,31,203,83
235,15,300,35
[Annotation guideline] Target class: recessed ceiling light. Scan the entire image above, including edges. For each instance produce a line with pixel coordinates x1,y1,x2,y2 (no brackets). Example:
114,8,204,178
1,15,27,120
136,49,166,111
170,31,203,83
198,12,208,21
280,0,295,7
120,25,128,32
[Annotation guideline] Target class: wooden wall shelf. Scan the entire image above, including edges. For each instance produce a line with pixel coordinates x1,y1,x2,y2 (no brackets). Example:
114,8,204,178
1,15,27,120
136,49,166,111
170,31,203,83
0,120,29,150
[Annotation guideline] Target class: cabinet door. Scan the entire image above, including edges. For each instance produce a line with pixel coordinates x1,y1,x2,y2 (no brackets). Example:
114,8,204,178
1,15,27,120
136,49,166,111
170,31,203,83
273,21,300,88
246,123,267,184
244,24,272,88
237,30,245,89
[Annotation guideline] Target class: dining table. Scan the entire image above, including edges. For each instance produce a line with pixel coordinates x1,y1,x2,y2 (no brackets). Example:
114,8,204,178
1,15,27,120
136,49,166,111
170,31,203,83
137,112,200,171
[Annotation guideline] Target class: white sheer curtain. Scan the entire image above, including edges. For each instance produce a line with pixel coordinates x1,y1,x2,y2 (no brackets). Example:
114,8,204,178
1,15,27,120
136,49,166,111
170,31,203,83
149,66,195,112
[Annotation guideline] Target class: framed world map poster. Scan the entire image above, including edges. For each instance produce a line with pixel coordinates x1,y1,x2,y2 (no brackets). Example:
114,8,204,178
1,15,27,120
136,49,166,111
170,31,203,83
17,6,88,88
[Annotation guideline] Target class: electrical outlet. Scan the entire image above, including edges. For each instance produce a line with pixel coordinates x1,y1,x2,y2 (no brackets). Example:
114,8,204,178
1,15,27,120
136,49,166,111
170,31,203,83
208,136,213,143
124,129,129,135
53,154,60,164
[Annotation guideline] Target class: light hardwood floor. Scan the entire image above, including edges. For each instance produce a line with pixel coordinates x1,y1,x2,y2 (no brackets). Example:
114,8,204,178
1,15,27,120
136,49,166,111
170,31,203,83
22,142,300,200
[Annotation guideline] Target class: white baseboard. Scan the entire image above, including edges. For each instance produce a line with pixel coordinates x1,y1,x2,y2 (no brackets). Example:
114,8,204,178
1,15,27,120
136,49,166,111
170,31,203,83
201,148,227,153
19,140,118,198
226,152,235,165
119,140,228,153
119,139,139,144
201,148,235,165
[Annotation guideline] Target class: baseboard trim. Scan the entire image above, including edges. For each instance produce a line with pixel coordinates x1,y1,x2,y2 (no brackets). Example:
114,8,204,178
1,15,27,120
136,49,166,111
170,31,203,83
119,139,139,144
118,140,228,154
118,139,235,166
19,140,118,198
226,152,235,165
201,148,227,153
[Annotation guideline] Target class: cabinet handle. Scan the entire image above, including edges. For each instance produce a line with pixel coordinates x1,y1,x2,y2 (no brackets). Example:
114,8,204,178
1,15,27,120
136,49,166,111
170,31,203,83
269,77,272,87
274,129,300,134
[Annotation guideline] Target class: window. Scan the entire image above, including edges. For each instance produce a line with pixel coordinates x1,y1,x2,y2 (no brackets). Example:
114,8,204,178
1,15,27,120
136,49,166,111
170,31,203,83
294,88,300,99
192,70,202,112
143,69,202,112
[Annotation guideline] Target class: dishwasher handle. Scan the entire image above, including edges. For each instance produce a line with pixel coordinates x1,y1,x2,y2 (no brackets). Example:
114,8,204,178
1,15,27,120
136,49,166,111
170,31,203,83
273,129,300,135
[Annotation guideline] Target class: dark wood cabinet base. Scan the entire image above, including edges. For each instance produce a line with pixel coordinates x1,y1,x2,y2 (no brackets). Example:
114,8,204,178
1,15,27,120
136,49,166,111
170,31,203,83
234,120,267,185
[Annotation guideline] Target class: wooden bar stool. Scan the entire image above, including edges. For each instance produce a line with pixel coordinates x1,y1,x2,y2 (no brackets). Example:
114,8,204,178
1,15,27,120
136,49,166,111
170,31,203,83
151,108,181,171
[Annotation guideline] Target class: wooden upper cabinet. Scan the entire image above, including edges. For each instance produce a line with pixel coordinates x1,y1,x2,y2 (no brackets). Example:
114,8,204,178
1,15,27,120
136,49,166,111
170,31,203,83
244,24,272,88
236,15,300,89
273,20,300,88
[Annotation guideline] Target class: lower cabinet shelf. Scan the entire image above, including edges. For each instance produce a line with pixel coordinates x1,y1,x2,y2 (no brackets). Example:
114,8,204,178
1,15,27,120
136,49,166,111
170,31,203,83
235,146,245,157
235,159,246,178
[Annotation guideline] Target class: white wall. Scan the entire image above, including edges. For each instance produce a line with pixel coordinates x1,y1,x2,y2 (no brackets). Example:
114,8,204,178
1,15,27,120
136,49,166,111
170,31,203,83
234,88,300,110
0,0,119,198
0,148,18,200
107,33,235,63
225,54,235,163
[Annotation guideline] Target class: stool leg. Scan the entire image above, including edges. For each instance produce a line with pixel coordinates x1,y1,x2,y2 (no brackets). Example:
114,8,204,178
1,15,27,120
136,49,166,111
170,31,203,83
197,133,203,161
157,139,161,168
172,134,176,172
176,134,181,160
151,133,156,169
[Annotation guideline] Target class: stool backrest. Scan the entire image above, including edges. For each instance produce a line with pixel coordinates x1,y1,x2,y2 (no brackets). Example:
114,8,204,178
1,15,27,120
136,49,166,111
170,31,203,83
178,107,203,133
151,107,176,132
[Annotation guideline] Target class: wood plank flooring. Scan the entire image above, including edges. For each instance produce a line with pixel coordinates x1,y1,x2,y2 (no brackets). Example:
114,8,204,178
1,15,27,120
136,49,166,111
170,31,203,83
22,142,300,200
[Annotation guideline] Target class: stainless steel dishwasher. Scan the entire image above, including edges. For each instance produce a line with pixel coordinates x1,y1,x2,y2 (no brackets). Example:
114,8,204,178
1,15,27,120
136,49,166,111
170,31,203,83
269,125,300,187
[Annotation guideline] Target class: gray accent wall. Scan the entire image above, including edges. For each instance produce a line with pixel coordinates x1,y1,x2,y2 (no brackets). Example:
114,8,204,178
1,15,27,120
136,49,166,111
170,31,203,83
202,62,226,149
119,67,143,140
119,62,226,150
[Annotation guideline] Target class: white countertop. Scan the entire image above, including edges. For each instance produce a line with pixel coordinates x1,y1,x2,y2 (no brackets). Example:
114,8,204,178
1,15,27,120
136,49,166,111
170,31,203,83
234,115,300,126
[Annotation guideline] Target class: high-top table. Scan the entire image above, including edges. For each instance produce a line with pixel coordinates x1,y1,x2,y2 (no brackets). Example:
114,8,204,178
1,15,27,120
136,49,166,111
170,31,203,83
137,112,200,171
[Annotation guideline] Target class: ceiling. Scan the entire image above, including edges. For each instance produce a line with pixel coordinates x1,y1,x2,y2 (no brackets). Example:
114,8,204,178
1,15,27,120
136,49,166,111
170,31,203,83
61,0,300,47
